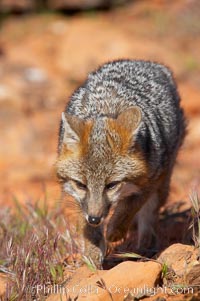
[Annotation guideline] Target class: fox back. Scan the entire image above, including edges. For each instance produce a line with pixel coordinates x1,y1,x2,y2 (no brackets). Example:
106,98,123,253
56,60,186,249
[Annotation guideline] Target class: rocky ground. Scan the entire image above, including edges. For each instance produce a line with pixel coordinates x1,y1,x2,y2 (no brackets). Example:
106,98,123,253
0,0,200,300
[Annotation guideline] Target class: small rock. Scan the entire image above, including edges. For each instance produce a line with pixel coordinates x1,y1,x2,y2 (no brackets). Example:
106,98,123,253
0,84,22,115
23,68,48,84
0,85,11,101
186,263,200,286
158,243,199,282
50,21,68,35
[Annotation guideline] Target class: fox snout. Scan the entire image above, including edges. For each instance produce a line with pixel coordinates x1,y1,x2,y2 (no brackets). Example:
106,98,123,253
85,203,108,227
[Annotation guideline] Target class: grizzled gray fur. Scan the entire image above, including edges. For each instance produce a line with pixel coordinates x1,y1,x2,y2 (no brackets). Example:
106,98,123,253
59,60,185,180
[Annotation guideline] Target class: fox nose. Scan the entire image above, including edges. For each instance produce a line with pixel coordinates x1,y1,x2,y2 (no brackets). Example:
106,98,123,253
88,215,102,226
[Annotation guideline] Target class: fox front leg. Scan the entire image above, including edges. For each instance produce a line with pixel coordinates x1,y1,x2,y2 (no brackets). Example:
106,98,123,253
82,222,106,269
75,212,106,268
106,193,148,243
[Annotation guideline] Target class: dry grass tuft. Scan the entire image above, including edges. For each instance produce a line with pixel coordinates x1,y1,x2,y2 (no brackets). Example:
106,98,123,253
189,191,200,250
0,199,80,300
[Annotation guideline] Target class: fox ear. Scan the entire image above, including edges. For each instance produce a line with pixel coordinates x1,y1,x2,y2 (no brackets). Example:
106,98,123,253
61,112,83,151
116,106,142,134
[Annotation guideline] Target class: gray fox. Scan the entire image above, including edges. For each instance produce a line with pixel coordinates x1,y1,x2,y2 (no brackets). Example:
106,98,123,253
56,60,186,266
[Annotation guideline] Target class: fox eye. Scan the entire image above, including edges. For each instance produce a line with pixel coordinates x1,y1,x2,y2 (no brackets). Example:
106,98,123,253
74,180,87,190
105,181,121,190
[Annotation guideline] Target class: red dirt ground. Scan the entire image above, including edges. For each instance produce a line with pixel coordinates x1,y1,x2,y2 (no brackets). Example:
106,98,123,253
1,0,200,222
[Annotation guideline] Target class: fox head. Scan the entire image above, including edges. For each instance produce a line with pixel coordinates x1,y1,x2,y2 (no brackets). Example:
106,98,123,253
56,107,148,227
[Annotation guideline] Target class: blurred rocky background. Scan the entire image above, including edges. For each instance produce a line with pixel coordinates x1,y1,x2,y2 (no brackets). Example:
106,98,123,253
0,0,200,212
0,0,129,12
